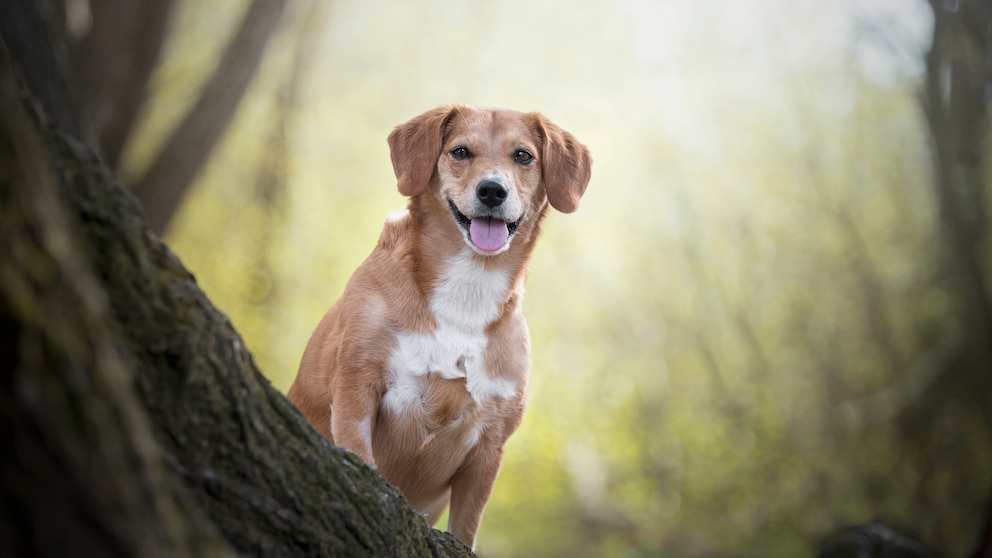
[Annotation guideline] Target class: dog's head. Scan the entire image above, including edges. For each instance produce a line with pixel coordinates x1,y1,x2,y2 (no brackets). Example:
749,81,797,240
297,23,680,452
388,105,592,256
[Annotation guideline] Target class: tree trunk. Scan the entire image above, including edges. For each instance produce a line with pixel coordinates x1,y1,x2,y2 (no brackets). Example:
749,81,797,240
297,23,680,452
0,42,236,558
0,5,473,557
923,0,992,390
922,1,992,557
0,0,85,140
130,0,286,235
67,0,176,170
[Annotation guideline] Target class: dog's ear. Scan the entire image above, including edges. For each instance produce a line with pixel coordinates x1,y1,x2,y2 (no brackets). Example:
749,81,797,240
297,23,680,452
387,105,457,197
534,114,592,213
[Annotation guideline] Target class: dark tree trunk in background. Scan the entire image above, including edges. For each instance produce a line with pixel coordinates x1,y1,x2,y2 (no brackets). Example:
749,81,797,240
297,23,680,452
924,0,992,391
923,1,992,557
0,0,84,139
0,3,473,556
66,0,176,171
45,0,283,234
131,0,285,234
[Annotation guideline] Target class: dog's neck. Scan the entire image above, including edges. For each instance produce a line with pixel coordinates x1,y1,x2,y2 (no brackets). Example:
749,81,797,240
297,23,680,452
405,195,548,327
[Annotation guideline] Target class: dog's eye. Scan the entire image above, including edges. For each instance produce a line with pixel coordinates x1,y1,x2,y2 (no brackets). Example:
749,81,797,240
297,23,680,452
450,147,471,160
513,149,534,164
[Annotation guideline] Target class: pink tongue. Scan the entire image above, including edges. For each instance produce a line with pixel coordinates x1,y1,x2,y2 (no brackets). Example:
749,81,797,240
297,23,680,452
469,217,509,252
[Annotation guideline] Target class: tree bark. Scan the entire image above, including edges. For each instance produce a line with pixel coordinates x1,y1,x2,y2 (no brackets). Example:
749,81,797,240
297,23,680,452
131,0,286,234
0,6,473,558
0,43,236,558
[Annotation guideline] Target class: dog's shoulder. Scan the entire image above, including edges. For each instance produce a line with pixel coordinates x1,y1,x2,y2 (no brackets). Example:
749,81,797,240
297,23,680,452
377,209,412,251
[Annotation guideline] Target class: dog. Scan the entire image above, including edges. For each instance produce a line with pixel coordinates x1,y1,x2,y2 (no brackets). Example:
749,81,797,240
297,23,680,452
287,105,592,549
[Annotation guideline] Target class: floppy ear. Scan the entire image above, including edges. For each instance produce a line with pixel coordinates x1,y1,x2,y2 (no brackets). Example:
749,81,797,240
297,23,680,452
387,105,458,197
534,114,592,213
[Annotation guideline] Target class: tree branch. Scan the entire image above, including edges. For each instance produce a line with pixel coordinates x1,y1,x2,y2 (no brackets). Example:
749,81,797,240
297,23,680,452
131,0,285,234
68,0,177,170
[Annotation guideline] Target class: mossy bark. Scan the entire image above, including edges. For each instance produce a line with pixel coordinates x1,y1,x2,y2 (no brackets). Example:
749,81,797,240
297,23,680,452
1,43,235,558
0,16,473,558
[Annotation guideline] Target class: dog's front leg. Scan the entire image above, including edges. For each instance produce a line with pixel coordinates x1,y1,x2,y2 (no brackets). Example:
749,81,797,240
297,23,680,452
329,372,380,467
447,444,505,549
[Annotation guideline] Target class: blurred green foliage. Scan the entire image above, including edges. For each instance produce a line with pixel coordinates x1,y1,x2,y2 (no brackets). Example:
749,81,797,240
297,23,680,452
125,1,991,556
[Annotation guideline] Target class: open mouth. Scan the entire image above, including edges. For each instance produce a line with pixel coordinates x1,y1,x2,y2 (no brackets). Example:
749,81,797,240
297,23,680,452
447,198,523,253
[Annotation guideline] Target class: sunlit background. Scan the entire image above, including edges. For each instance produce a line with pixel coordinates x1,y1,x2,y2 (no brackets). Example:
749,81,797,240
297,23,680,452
74,0,992,555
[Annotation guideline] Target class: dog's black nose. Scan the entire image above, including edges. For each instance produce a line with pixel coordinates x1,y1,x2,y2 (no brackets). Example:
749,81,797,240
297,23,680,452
476,180,508,208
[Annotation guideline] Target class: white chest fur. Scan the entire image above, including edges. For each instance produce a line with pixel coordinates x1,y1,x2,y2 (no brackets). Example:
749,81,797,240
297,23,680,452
383,252,519,415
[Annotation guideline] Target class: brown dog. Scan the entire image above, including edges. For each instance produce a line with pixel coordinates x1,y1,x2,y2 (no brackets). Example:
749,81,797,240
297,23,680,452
288,105,591,549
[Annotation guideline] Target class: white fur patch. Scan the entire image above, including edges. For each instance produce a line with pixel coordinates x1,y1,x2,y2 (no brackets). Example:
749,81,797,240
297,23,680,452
358,415,373,456
382,251,518,415
463,422,484,450
385,208,409,223
330,409,376,467
430,251,511,332
466,373,518,403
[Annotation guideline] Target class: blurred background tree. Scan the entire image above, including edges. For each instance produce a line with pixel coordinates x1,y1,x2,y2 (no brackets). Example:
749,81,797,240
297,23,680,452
47,0,992,556
53,0,285,233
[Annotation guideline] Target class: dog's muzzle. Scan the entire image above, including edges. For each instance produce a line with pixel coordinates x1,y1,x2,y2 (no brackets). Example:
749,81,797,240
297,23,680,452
446,198,523,254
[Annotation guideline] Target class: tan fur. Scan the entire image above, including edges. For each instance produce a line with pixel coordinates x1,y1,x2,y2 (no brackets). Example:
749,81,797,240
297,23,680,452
288,105,591,549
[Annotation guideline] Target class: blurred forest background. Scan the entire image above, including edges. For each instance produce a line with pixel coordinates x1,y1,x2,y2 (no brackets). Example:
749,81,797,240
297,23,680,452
56,0,991,556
